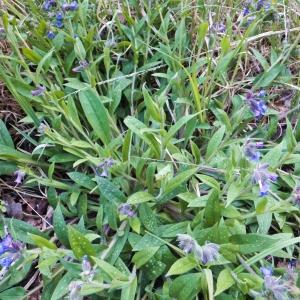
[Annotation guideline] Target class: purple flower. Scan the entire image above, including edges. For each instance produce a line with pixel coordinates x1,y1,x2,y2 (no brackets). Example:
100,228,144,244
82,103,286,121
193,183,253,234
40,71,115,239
69,281,82,300
43,0,56,11
31,85,46,96
201,242,220,264
246,90,267,119
263,272,290,300
72,60,89,73
293,186,300,206
118,203,136,218
260,267,273,277
177,234,195,254
242,7,250,16
63,1,79,11
0,233,23,269
256,0,270,11
14,170,26,185
252,164,278,196
211,23,226,33
244,141,263,161
246,16,256,25
47,31,56,39
97,158,114,177
177,234,219,264
55,12,64,28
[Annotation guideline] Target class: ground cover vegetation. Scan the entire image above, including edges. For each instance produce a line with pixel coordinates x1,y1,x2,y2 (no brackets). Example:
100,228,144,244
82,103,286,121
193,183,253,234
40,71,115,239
0,0,300,299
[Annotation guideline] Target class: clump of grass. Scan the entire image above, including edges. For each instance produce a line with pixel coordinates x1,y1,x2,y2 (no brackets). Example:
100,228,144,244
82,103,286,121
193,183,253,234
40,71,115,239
0,0,300,299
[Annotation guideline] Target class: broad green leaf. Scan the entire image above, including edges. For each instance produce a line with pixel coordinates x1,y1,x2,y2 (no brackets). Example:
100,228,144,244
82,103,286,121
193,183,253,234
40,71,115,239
93,257,128,281
127,191,154,204
143,87,162,122
96,177,126,203
67,172,96,190
0,120,14,148
169,273,202,300
164,114,198,146
204,189,221,227
132,247,159,268
29,234,57,250
68,226,96,259
205,126,225,159
196,174,220,191
214,269,235,296
50,272,75,300
78,88,111,144
163,167,198,194
166,256,197,276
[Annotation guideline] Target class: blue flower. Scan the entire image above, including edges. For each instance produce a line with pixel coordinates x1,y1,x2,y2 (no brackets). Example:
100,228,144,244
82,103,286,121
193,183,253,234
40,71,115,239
242,7,250,16
211,23,226,33
62,1,78,11
246,90,267,119
0,257,14,269
252,164,278,196
244,141,263,161
260,267,273,277
31,85,46,96
0,233,23,270
256,0,270,11
72,60,89,73
177,234,195,254
47,31,56,39
118,204,136,218
177,234,219,264
293,186,300,206
55,12,64,28
201,242,220,264
14,170,26,185
43,0,56,11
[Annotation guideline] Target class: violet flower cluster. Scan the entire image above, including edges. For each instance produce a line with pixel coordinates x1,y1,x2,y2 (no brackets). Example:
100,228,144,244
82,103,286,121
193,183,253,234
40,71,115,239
176,234,219,265
0,233,23,270
118,203,136,218
245,90,267,119
260,267,291,300
244,141,264,162
242,0,271,23
42,1,79,38
252,163,277,196
72,60,89,73
97,158,115,177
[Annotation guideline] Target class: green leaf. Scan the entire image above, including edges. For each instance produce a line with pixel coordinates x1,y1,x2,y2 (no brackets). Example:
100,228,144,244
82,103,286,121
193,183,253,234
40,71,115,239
68,226,96,259
53,205,70,247
127,191,154,204
96,177,126,204
164,114,198,146
29,234,57,250
214,269,235,296
143,87,162,122
0,287,26,300
50,272,75,300
204,189,221,227
121,275,137,300
196,174,220,191
169,273,202,300
166,256,197,276
205,126,225,159
132,247,160,268
0,120,14,148
78,88,111,144
93,257,128,281
22,48,42,63
163,167,198,194
74,38,86,60
67,172,96,190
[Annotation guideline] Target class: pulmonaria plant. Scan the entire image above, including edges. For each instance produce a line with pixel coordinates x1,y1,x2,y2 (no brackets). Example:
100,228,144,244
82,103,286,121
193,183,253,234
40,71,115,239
292,186,300,206
14,170,26,185
260,267,291,300
31,85,46,96
97,158,115,177
245,90,267,119
0,232,23,271
55,12,64,28
62,1,79,11
43,0,56,11
47,31,56,39
72,60,89,73
176,234,219,265
252,164,278,196
244,141,264,161
118,203,136,218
